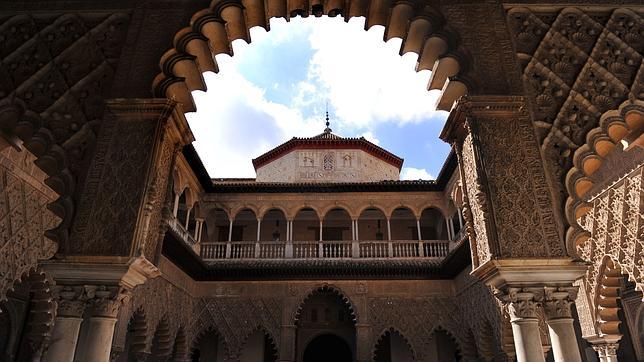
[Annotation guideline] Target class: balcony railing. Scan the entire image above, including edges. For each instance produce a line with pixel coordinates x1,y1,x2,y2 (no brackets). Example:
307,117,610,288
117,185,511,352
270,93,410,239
199,240,451,261
167,217,198,248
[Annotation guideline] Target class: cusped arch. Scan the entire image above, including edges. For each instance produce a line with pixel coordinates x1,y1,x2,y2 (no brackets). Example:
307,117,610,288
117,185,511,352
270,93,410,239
372,327,416,361
428,325,463,361
240,326,279,361
565,99,644,255
126,308,149,358
191,325,231,360
293,284,358,325
593,256,632,337
152,0,475,113
170,327,190,361
150,318,173,359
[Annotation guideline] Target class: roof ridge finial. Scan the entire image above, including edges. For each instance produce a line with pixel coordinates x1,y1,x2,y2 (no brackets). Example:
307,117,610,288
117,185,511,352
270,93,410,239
324,102,332,133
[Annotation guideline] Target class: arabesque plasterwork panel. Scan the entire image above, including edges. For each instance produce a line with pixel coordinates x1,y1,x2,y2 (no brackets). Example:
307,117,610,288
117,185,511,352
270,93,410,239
0,148,59,302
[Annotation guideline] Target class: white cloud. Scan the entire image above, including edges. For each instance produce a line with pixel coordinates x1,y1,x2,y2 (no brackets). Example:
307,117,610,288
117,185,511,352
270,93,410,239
187,16,447,178
400,167,434,180
361,131,380,145
303,17,443,129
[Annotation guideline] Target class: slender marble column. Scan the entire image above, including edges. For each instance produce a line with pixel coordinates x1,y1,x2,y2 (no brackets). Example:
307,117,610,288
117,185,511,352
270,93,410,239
46,287,86,362
592,342,619,362
172,194,180,217
256,218,262,241
83,287,125,362
500,288,545,362
386,218,392,240
543,287,582,362
416,219,422,240
184,207,191,229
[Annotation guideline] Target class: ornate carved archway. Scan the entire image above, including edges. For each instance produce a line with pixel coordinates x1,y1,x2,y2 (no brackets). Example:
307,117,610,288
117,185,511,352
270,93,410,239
152,0,476,113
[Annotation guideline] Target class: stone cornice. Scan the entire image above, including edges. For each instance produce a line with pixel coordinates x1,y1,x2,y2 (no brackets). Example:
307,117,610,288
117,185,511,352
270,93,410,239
472,258,588,290
440,95,530,144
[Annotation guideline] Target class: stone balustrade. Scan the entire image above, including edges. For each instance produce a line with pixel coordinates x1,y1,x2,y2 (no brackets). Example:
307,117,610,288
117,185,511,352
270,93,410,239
198,239,451,260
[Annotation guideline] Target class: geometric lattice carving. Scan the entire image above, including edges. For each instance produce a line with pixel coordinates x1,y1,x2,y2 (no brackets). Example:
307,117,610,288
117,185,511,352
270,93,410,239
507,7,644,254
0,148,59,302
0,12,130,246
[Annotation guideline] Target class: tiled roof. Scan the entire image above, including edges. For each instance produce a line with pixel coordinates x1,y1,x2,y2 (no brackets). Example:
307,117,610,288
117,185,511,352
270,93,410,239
252,130,404,170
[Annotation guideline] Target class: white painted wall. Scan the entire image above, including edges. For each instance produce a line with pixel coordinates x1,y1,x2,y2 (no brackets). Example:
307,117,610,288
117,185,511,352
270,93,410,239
256,149,399,183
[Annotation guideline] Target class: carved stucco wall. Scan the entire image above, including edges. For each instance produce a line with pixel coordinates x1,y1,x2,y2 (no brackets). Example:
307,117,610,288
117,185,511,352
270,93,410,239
506,6,644,256
452,98,566,270
0,147,59,302
119,259,506,362
0,12,131,242
576,165,643,338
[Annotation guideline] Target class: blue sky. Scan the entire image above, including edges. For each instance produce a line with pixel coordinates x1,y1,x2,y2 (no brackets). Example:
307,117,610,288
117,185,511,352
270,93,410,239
187,16,451,180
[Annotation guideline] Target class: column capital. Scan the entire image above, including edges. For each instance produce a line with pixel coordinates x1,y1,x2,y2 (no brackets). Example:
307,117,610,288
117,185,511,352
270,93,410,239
495,287,544,320
85,285,130,319
51,285,87,318
543,286,578,320
592,342,620,359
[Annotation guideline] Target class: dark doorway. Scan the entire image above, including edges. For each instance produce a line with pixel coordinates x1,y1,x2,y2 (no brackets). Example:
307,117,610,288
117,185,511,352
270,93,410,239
303,334,352,362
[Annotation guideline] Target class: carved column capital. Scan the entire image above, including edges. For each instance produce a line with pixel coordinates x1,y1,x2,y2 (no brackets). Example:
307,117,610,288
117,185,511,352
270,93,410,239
592,343,619,359
85,285,130,319
53,285,88,318
495,287,544,320
543,286,578,320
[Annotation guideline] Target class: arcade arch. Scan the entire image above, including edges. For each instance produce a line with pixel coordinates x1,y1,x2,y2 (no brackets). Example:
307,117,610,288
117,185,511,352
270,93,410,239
260,208,288,241
115,309,148,362
389,207,418,241
239,329,278,362
373,328,415,362
292,208,321,241
191,327,227,361
322,208,352,241
295,287,357,361
419,207,448,240
357,207,389,241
